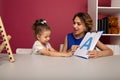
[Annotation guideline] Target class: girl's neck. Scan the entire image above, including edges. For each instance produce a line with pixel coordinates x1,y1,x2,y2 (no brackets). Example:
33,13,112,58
42,43,46,46
38,41,47,48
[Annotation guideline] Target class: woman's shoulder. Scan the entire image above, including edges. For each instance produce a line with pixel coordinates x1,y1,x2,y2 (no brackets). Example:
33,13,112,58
67,33,73,36
66,33,76,42
67,32,73,35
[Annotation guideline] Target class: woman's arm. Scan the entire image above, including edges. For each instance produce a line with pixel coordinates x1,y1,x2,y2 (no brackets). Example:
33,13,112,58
88,40,113,58
62,36,78,53
62,36,68,52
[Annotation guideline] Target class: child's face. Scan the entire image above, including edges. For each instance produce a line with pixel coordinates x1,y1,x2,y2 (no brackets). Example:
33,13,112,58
73,16,87,36
37,30,51,44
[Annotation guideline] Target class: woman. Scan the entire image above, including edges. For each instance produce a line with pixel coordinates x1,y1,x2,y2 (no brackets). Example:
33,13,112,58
62,12,113,58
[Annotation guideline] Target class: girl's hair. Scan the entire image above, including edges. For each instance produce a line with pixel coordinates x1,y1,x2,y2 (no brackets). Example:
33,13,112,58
32,19,51,39
73,12,93,32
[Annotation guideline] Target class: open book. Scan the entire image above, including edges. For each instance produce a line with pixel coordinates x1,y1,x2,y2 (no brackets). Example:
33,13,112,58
74,31,103,59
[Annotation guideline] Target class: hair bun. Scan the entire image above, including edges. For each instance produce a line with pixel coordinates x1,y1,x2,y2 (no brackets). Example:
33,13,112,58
40,19,47,24
34,19,47,26
32,19,48,31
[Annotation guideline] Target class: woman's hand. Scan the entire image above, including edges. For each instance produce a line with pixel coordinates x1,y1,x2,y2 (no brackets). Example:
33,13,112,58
88,50,101,59
68,45,79,53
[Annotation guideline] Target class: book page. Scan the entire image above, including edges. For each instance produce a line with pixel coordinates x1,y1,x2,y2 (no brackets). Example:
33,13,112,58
74,31,103,59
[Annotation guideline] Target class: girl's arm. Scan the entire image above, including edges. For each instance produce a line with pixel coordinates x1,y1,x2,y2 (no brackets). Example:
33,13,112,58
47,44,56,52
88,40,113,58
38,49,73,57
37,42,73,57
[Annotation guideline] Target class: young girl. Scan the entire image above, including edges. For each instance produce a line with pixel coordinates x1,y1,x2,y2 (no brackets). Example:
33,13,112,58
62,12,113,59
32,19,72,57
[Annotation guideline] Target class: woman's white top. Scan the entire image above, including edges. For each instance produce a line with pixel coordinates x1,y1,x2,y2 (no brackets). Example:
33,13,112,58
32,40,51,55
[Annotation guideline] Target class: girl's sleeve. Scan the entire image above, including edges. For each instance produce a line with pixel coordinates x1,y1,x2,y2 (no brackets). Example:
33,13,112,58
32,41,44,55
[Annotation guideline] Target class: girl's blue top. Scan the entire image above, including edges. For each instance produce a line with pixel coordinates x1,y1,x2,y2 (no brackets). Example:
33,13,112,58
67,33,84,50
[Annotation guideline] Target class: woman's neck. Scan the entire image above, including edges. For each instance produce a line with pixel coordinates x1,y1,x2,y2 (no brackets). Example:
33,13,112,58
73,32,85,39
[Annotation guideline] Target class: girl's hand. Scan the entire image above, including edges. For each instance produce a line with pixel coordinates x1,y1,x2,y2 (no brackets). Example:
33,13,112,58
62,52,73,57
88,50,100,59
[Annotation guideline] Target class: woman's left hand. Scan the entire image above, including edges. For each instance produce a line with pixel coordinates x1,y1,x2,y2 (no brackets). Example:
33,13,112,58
88,50,100,59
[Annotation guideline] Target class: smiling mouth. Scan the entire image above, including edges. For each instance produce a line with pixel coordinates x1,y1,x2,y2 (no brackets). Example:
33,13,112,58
74,29,78,32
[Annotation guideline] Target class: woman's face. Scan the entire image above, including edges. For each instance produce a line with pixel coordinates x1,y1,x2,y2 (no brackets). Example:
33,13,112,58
73,16,87,36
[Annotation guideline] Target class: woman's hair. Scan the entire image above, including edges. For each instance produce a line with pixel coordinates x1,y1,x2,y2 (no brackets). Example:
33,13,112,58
32,19,51,39
73,12,93,32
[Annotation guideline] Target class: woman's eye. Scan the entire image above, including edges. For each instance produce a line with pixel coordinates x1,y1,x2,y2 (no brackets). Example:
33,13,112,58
73,22,81,26
77,23,81,26
73,22,76,24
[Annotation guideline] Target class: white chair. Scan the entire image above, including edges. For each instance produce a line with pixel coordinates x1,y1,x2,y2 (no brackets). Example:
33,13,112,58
106,44,120,55
16,48,32,54
59,44,64,52
96,44,120,55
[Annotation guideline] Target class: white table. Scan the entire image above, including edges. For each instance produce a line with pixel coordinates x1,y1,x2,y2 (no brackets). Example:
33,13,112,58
0,54,120,80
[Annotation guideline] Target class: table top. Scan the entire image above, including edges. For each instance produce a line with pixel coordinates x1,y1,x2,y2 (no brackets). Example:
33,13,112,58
0,54,120,80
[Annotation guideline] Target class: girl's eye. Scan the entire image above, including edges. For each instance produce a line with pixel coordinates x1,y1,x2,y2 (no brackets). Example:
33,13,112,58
45,36,48,38
45,36,50,38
